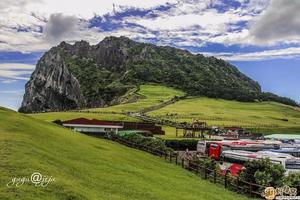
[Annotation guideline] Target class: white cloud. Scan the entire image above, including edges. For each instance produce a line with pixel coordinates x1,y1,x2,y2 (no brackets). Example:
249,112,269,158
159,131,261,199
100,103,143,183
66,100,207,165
0,63,35,80
0,0,300,62
28,0,178,19
1,79,17,84
0,90,23,94
0,63,35,70
0,69,32,80
201,47,300,61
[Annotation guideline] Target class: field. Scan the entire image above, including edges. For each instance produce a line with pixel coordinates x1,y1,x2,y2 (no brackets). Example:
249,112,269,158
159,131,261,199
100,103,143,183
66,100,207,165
87,84,185,112
0,107,248,200
150,97,300,135
29,84,300,137
29,84,184,122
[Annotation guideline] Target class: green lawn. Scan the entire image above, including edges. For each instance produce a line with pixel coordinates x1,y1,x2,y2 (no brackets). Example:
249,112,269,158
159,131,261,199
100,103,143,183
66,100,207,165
0,107,248,200
149,97,300,135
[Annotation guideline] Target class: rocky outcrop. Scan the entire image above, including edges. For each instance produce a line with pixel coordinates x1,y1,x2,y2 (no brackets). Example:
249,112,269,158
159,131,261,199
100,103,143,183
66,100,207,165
19,48,85,113
20,36,264,113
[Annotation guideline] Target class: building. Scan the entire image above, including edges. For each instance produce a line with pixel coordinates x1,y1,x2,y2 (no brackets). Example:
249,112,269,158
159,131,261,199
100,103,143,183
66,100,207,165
62,118,123,135
62,118,165,136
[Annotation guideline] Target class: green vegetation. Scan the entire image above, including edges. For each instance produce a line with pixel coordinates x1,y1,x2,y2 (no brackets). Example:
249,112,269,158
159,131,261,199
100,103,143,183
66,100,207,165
0,107,248,200
29,85,300,137
28,111,138,122
60,36,272,108
88,84,185,112
149,97,300,134
239,158,285,187
29,85,184,122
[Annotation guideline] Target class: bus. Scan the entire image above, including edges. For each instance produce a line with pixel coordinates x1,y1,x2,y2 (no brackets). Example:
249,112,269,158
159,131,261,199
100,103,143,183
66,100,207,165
221,150,300,175
197,140,280,160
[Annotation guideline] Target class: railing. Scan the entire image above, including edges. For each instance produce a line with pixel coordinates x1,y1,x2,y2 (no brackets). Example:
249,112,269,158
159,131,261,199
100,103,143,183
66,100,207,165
108,134,265,198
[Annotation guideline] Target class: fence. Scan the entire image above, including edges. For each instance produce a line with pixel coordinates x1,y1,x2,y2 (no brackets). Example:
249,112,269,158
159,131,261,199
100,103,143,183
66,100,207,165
108,134,265,199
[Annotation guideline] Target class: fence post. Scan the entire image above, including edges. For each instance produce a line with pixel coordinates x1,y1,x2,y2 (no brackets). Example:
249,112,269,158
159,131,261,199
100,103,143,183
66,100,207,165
181,159,184,168
169,153,172,162
213,170,216,183
175,153,178,165
224,172,228,188
236,177,239,192
204,166,207,179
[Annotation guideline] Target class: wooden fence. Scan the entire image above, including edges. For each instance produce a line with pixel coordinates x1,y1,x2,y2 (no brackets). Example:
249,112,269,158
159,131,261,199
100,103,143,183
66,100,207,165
108,134,265,199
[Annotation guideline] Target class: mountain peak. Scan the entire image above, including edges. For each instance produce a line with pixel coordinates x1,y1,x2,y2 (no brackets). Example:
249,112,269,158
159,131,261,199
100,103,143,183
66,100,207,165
19,36,264,113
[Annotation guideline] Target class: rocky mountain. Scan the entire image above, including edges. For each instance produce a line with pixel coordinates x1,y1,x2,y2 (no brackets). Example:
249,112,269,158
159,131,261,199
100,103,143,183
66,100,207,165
19,36,297,113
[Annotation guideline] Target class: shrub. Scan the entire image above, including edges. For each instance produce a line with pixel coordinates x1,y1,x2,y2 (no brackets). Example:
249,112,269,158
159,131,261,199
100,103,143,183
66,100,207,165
164,139,198,151
121,134,173,153
284,173,300,191
238,158,285,187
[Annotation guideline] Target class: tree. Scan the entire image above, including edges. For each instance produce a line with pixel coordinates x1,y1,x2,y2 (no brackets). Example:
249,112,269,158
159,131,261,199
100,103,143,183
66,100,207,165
239,158,285,187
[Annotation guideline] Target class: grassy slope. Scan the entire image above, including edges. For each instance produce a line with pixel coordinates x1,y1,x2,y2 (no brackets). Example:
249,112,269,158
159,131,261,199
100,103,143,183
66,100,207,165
0,107,248,200
87,84,185,112
149,97,300,136
29,85,184,122
29,85,300,136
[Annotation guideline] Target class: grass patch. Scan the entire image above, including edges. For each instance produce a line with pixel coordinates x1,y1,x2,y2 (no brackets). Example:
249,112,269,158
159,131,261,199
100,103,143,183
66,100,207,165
0,107,248,200
149,97,300,135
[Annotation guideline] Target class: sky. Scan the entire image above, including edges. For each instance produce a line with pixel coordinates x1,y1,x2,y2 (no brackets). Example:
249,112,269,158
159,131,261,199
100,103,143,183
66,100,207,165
0,0,300,110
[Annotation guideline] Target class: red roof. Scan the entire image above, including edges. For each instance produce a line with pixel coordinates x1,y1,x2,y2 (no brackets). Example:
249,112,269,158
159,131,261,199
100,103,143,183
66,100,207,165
63,118,122,126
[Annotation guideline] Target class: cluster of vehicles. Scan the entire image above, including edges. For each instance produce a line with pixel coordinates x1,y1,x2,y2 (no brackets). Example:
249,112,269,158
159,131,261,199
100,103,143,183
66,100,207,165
197,140,300,176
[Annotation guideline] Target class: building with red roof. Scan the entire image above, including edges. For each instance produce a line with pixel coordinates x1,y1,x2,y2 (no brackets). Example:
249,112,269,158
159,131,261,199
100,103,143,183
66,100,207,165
62,118,123,134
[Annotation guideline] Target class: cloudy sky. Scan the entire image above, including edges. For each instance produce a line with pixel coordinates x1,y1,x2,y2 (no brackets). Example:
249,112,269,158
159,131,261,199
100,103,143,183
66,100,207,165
0,0,300,110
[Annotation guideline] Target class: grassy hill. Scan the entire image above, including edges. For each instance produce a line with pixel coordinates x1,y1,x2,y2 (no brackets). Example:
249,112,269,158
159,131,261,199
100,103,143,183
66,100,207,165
29,85,184,122
29,84,300,136
149,97,300,135
0,107,248,200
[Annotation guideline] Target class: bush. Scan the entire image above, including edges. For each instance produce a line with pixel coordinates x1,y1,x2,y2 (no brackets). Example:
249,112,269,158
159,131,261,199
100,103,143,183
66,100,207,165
239,158,285,187
164,139,198,151
53,119,63,125
121,134,173,153
284,173,300,191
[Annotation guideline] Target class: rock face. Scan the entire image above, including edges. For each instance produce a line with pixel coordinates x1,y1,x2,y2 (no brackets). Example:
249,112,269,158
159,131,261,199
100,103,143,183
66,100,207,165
19,48,85,113
20,36,263,113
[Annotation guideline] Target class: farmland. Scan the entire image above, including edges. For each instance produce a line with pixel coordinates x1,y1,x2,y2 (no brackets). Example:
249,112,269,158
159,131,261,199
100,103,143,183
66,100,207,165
0,107,248,200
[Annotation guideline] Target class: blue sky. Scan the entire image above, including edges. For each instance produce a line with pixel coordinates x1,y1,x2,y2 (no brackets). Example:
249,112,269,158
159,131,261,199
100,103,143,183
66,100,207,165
0,0,300,110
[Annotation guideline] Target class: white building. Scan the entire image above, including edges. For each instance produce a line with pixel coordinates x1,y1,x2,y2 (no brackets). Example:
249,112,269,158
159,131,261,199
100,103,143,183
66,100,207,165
62,118,123,134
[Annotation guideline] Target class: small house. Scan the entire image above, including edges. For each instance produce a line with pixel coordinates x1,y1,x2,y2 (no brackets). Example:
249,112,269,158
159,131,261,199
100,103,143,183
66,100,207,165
62,118,123,135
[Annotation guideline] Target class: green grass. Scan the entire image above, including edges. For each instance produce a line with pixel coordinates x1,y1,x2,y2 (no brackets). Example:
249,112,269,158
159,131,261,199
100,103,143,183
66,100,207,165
0,107,248,200
29,112,139,122
29,84,184,122
28,85,300,137
149,97,300,135
87,84,185,112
